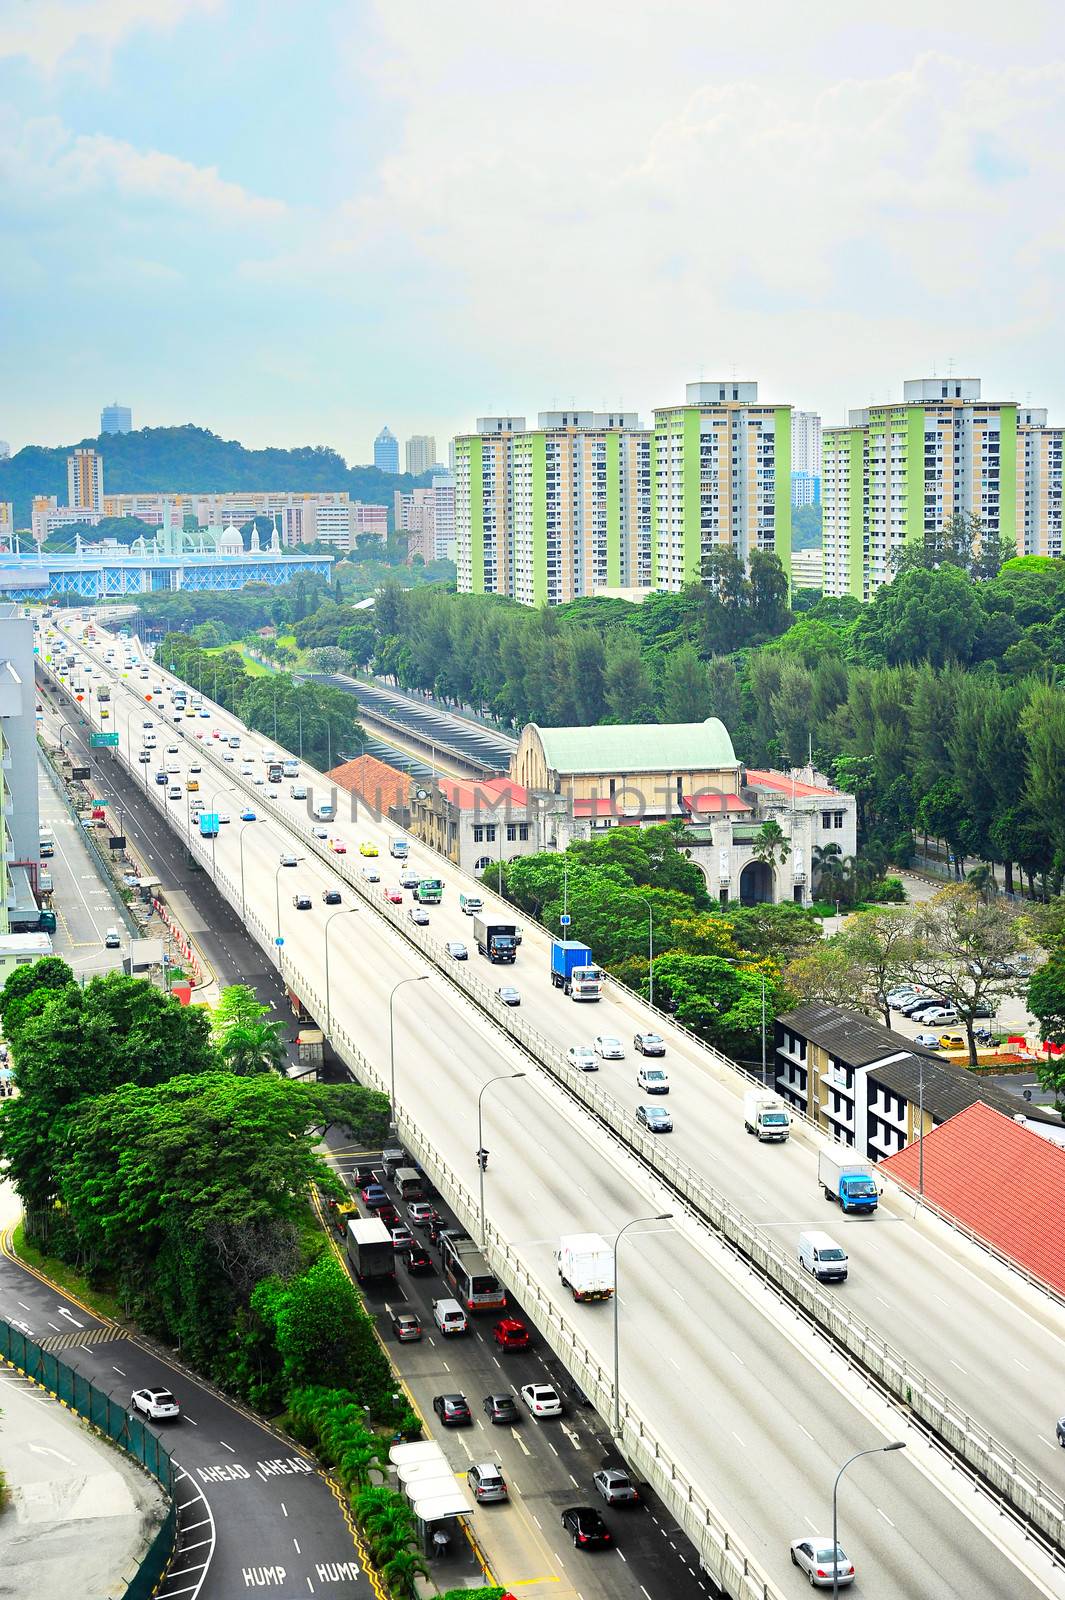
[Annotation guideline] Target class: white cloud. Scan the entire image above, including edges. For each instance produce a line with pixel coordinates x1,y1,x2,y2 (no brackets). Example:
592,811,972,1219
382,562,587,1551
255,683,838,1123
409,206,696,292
1,0,220,75
4,113,287,225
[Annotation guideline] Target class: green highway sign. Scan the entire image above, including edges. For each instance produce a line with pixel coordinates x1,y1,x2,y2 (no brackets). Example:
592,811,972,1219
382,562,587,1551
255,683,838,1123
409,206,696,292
90,732,120,747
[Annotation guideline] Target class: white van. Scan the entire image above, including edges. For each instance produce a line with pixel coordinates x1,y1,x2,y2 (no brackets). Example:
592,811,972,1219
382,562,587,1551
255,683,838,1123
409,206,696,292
798,1230,849,1283
432,1297,468,1336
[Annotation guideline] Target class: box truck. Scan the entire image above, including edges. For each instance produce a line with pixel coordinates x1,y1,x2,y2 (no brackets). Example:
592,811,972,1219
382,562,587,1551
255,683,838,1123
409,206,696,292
556,1233,615,1301
345,1217,396,1282
743,1090,791,1142
549,940,602,1001
818,1149,879,1214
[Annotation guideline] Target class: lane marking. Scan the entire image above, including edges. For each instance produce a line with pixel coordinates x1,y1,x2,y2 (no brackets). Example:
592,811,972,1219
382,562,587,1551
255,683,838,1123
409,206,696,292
219,1439,235,1452
877,1507,895,1527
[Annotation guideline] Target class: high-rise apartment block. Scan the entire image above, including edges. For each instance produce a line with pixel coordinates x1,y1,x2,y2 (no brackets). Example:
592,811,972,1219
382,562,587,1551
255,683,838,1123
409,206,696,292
651,383,791,590
455,411,651,604
791,410,821,507
822,377,1063,600
394,473,455,561
374,426,399,474
454,384,792,604
101,403,132,434
405,434,437,476
67,447,104,513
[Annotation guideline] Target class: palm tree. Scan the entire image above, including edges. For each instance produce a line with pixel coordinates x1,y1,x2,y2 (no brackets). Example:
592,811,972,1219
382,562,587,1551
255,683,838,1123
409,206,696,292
752,819,788,870
219,1019,287,1075
381,1548,430,1600
812,841,846,902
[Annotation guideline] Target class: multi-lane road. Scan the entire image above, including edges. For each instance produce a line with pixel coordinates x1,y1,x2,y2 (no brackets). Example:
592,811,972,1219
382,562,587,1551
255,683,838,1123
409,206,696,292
39,616,1065,1600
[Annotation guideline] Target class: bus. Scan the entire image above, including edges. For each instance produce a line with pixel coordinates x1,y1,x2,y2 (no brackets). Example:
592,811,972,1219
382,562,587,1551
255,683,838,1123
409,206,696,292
440,1234,507,1313
413,878,443,905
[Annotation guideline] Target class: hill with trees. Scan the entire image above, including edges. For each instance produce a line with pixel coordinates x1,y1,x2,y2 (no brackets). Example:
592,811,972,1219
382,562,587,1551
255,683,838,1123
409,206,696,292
0,424,434,528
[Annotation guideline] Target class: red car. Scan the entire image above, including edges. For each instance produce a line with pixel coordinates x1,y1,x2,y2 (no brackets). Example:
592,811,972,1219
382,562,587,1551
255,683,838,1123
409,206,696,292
383,886,403,904
493,1317,530,1352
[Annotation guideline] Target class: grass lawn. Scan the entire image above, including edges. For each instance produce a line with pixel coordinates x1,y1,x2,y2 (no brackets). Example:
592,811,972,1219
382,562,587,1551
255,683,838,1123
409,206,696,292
202,643,271,677
12,1221,126,1324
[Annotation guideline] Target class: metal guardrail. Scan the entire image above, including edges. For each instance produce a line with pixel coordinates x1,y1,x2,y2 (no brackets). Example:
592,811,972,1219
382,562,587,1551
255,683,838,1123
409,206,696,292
44,632,1065,1559
0,1314,177,1600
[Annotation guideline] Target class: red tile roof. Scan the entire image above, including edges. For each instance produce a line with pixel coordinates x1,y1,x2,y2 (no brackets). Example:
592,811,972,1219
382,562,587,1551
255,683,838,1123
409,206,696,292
328,753,408,817
745,768,840,800
682,792,753,816
437,776,529,811
880,1102,1065,1295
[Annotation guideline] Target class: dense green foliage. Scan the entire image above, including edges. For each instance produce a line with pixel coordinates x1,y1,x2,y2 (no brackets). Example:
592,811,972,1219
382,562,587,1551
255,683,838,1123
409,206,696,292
791,503,822,551
156,632,364,770
0,964,389,1394
0,424,434,528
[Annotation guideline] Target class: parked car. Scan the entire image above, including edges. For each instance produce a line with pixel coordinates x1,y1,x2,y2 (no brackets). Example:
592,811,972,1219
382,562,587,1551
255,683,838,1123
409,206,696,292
636,1103,673,1133
483,1392,521,1425
634,1031,666,1056
567,1045,597,1072
521,1382,562,1418
789,1538,855,1589
912,1005,958,1026
433,1393,472,1427
467,1461,508,1502
594,1035,625,1060
939,1032,967,1051
593,1468,640,1505
561,1506,613,1550
130,1387,180,1422
913,1033,943,1050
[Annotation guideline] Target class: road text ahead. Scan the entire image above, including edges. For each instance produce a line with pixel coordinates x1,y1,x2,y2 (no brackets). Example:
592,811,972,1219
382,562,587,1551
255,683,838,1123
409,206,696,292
197,1456,314,1484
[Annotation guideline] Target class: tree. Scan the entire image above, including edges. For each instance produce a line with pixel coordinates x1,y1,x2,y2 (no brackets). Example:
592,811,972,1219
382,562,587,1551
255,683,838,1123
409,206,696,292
852,566,985,668
658,642,709,722
909,887,1027,1065
836,907,915,1026
253,1254,380,1390
782,942,870,1012
1028,956,1065,1058
212,985,287,1075
382,1550,430,1600
752,820,788,871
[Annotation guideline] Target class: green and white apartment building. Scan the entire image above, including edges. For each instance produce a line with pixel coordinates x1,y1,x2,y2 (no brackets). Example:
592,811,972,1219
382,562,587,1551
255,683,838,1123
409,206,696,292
454,383,792,605
823,377,1064,600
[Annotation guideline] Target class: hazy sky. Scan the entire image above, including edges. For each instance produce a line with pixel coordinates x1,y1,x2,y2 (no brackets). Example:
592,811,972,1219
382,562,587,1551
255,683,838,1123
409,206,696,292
2,0,1063,459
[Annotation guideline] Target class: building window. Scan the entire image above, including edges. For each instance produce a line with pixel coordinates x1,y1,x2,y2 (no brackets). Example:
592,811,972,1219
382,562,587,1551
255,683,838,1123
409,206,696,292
474,856,492,872
518,823,529,840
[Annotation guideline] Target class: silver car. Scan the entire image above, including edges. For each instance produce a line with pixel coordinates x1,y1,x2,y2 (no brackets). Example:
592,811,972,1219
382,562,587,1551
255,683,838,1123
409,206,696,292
636,1103,673,1133
593,1467,640,1505
467,1461,508,1503
594,1034,626,1060
789,1538,855,1588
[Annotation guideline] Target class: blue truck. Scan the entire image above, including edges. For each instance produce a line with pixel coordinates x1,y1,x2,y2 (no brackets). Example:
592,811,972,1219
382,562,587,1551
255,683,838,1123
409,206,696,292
198,812,220,839
818,1149,879,1214
549,939,602,1001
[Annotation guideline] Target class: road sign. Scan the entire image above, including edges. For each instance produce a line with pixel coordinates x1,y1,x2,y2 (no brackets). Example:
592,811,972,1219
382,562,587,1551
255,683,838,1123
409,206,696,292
275,937,284,947
560,913,571,928
90,732,119,747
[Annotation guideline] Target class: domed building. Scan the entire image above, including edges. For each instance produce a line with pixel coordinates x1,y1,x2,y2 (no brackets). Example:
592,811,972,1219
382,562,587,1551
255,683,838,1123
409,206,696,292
218,524,245,555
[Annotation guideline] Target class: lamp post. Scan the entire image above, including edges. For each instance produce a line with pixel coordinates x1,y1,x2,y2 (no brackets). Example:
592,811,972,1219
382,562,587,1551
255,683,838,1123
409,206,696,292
208,785,237,875
918,1060,925,1195
389,974,429,1121
637,895,654,1009
325,906,358,1037
275,856,304,942
613,1213,672,1436
476,1072,526,1245
831,1442,906,1600
723,958,769,1086
237,819,255,922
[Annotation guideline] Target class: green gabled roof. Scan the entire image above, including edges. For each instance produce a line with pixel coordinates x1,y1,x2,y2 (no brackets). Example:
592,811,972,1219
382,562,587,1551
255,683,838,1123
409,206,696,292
534,718,738,776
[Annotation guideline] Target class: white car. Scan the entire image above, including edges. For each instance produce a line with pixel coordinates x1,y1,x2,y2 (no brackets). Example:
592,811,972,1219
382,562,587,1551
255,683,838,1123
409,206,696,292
789,1538,855,1588
567,1045,598,1072
279,853,298,868
594,1035,625,1060
521,1382,562,1419
408,906,430,926
223,753,234,763
360,865,381,883
218,814,231,824
130,1387,180,1422
637,1066,669,1094
313,826,329,840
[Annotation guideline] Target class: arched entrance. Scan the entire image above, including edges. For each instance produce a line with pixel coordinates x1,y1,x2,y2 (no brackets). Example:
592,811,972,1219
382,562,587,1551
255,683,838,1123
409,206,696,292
738,860,774,905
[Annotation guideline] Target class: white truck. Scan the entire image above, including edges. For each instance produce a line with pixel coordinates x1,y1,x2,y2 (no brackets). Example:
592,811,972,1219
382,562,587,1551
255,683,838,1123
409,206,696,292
743,1090,791,1142
556,1232,615,1302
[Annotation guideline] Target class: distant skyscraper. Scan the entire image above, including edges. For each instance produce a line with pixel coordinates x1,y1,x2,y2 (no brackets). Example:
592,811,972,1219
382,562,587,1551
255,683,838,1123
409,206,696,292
791,411,822,508
100,403,132,435
405,434,437,475
374,426,399,474
67,447,104,513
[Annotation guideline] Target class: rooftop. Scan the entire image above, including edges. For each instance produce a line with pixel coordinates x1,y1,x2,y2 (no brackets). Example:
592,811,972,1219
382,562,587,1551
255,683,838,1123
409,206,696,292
533,717,738,776
873,1053,1063,1128
744,768,843,801
327,753,408,818
779,1003,941,1069
435,776,529,811
880,1102,1065,1296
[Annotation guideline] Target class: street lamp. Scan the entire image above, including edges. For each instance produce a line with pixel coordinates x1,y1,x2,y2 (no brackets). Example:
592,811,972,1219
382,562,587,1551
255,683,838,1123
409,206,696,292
476,1073,526,1245
237,819,255,922
613,1213,673,1436
637,895,654,1009
389,974,430,1119
325,906,358,1037
831,1442,906,1600
723,958,769,1086
275,856,304,942
208,785,237,874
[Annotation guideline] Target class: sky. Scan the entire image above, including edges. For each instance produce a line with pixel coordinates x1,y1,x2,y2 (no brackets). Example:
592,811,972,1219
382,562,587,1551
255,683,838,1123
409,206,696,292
1,0,1063,461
